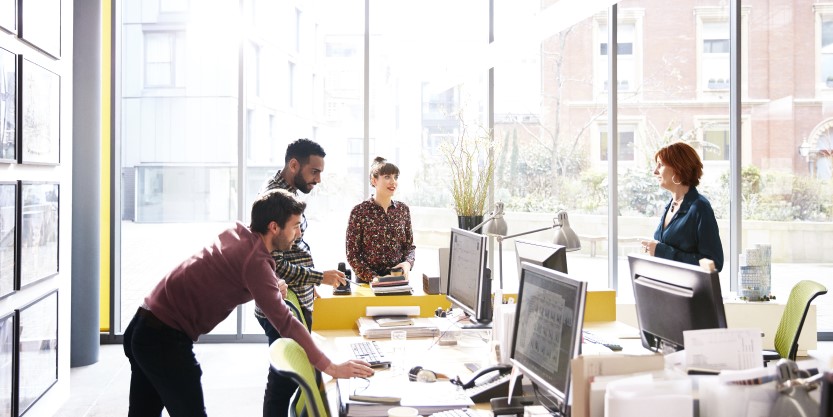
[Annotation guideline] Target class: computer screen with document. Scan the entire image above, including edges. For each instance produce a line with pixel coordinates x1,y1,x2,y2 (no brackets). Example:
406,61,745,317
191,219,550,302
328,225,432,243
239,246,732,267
446,227,491,326
510,262,587,415
628,254,727,353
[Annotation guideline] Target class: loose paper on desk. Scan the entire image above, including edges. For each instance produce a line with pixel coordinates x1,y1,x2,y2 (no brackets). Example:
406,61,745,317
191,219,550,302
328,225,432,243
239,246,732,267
683,328,762,372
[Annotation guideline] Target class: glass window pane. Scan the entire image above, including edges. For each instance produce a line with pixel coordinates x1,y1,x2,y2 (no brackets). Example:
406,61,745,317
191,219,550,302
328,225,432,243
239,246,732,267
750,1,833,333
119,0,240,334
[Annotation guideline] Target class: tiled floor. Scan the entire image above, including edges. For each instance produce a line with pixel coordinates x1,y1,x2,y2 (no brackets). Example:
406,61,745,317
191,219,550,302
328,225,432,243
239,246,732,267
53,339,833,417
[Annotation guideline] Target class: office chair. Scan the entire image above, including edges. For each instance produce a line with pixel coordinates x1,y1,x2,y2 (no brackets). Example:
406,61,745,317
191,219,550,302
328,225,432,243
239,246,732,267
763,280,828,364
285,288,308,329
269,338,330,417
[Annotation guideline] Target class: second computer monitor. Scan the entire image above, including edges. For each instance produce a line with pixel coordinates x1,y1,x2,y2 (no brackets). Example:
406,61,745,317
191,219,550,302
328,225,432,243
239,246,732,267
628,254,727,353
515,239,568,275
510,262,587,415
446,227,492,326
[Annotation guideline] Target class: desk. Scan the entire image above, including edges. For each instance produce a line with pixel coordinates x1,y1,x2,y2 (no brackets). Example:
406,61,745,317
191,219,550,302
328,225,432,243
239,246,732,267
616,300,819,355
312,320,646,417
314,327,494,416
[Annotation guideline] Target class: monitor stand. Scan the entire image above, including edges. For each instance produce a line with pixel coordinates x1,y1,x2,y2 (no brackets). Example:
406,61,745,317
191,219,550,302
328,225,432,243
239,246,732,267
490,396,539,416
461,315,492,329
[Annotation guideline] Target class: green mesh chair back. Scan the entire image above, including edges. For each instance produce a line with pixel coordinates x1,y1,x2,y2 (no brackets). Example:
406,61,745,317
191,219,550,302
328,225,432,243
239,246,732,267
773,280,827,360
269,338,330,417
285,288,308,329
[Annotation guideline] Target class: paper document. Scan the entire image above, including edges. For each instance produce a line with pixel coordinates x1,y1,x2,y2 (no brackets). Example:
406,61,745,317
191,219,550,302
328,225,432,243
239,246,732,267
683,328,762,372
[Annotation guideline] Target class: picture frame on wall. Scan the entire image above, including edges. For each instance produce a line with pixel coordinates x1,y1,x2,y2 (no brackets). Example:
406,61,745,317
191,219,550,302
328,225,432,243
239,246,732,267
16,291,57,416
18,182,58,289
0,0,15,34
0,311,12,417
20,59,59,165
0,183,15,299
18,0,60,58
0,49,15,164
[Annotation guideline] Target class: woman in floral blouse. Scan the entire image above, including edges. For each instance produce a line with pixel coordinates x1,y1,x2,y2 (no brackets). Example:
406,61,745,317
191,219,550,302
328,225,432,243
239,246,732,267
346,157,416,283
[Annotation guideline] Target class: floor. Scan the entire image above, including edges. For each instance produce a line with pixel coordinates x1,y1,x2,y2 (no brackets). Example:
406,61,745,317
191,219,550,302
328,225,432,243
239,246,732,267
54,342,270,417
53,339,833,417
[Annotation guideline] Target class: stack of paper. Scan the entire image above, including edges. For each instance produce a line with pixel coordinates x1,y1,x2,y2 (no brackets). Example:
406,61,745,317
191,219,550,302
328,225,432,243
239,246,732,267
338,375,473,417
356,317,441,339
371,285,413,295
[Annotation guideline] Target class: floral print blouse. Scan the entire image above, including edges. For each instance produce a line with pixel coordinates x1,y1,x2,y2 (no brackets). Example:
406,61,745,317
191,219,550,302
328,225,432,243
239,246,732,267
346,198,416,282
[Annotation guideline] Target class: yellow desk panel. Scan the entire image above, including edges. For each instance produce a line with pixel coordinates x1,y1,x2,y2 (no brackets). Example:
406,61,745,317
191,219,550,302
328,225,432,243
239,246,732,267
311,282,450,331
312,282,617,330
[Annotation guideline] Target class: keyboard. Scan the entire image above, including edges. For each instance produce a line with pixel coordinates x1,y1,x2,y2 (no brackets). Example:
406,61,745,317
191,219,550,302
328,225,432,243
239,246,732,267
430,408,487,417
465,372,519,403
350,341,392,368
582,330,623,351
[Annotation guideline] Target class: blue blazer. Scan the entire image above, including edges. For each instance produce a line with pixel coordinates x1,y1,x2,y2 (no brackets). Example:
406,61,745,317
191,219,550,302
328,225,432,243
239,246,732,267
653,187,724,272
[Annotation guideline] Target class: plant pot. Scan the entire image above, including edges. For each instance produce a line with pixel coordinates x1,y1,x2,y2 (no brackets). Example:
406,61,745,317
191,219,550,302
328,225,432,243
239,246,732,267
457,215,484,231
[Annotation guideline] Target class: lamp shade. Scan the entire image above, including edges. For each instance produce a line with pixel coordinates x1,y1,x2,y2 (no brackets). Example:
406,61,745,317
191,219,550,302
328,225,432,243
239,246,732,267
552,211,581,251
483,216,508,236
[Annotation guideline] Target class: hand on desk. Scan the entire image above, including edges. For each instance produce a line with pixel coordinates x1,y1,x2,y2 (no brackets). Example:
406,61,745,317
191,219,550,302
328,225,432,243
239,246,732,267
325,359,375,379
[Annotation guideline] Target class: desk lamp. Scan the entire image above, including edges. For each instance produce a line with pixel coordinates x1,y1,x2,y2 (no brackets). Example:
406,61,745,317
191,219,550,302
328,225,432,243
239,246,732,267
471,202,508,236
494,211,581,290
472,203,581,292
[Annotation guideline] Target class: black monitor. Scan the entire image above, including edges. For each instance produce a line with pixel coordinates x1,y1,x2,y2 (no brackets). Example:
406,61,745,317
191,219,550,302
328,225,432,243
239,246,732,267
510,262,587,415
628,254,727,353
446,227,492,327
515,239,568,275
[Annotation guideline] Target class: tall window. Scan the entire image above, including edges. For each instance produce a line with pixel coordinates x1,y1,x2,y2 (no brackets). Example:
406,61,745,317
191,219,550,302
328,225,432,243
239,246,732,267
702,124,729,161
702,21,730,90
143,31,184,88
596,20,639,95
820,12,833,89
600,127,635,161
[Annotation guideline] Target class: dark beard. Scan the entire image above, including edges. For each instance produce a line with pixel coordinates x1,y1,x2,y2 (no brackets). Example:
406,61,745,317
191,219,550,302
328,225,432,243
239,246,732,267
293,170,312,194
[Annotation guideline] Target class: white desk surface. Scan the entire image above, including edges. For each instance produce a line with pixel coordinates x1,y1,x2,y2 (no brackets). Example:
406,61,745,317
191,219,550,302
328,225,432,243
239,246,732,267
311,320,649,416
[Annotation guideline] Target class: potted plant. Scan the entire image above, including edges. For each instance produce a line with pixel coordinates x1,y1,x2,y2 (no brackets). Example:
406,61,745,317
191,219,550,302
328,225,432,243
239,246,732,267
441,112,495,230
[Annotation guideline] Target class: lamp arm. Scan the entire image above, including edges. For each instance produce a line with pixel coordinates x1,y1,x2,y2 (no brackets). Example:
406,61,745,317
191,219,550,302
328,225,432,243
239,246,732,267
496,225,555,242
470,215,494,233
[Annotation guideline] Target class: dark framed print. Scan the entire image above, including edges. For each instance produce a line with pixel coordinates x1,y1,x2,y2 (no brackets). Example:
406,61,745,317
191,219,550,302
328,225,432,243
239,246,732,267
20,59,59,165
16,291,57,416
19,0,60,58
0,49,14,163
0,311,12,417
0,183,15,299
18,182,58,288
0,0,14,34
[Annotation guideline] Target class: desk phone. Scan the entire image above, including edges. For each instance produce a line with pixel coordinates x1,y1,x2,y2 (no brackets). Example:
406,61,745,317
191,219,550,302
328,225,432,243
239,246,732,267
460,365,521,403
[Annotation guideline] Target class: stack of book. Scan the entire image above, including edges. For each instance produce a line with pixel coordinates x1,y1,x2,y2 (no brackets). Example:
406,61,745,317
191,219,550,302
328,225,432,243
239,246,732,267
356,316,442,339
370,275,412,295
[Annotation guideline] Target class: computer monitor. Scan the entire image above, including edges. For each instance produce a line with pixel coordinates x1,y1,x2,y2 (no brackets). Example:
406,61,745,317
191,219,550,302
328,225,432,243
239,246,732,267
446,227,492,327
510,262,587,415
515,239,568,275
628,254,727,353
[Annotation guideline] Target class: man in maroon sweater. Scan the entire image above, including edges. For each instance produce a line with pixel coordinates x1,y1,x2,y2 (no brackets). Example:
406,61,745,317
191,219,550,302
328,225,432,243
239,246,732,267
123,189,373,417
